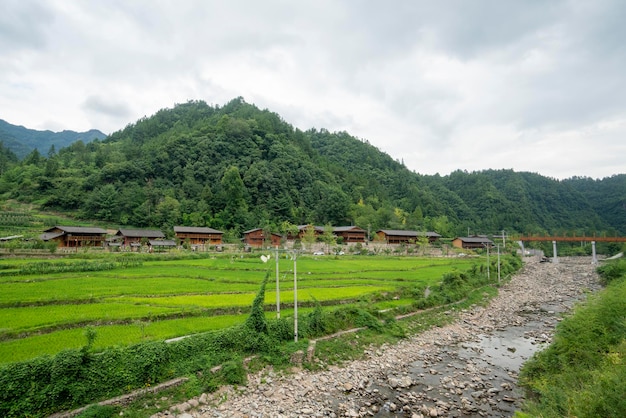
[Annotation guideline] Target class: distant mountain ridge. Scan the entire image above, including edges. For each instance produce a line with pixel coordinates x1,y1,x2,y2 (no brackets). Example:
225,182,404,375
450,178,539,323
0,119,106,159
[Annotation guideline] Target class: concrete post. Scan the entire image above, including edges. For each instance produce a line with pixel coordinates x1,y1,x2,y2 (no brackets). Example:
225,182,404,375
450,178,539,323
552,240,559,263
591,241,597,264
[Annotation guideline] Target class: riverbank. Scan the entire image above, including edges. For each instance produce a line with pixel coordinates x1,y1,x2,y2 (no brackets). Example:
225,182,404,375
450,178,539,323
157,256,601,418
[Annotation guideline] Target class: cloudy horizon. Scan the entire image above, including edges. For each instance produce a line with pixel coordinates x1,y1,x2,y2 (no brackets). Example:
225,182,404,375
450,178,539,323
2,0,625,180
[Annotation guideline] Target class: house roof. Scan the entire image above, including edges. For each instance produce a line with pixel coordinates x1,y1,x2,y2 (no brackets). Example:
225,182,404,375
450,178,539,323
0,235,23,241
173,226,223,234
456,237,494,244
40,231,64,241
333,226,366,233
149,239,177,247
243,228,282,237
117,229,165,238
377,230,441,238
44,226,107,234
418,231,442,238
377,229,419,237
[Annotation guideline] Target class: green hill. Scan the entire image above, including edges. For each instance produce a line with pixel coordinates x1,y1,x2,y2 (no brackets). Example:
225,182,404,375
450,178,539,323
0,98,623,237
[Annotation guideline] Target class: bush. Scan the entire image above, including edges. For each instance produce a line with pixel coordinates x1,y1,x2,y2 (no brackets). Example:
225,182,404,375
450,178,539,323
596,259,626,285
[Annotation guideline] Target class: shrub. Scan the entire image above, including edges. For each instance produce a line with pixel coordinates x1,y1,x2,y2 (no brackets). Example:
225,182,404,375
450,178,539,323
596,259,626,285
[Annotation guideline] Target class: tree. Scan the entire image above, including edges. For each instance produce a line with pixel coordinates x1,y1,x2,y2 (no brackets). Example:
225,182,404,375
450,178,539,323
219,166,248,230
155,196,181,231
88,184,118,222
302,224,317,250
321,223,336,253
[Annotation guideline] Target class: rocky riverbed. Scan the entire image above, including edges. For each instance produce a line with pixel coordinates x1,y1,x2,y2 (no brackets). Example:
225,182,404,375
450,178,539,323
154,256,601,418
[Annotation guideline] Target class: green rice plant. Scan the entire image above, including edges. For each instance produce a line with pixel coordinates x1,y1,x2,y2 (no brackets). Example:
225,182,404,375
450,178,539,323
0,254,476,365
0,314,247,364
0,302,179,337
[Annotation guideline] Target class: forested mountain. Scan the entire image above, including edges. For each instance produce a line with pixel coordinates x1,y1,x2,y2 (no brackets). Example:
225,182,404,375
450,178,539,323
0,98,623,237
0,119,106,159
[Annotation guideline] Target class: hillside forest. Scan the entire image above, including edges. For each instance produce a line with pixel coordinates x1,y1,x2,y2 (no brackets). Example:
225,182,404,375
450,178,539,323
0,98,624,240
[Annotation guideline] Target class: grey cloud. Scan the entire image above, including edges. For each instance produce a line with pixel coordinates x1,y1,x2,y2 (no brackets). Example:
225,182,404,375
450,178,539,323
83,96,132,119
0,0,54,52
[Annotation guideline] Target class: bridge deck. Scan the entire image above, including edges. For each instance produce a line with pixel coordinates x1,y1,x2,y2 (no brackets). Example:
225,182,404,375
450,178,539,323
516,236,626,242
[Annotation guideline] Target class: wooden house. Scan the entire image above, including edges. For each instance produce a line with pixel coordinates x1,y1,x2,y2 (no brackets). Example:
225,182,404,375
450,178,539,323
375,230,441,244
115,229,165,247
376,230,417,244
333,226,366,243
40,226,107,247
243,228,282,248
452,236,494,249
174,226,224,246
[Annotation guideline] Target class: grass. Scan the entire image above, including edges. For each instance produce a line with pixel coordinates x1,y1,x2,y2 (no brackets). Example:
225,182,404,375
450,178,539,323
518,263,626,418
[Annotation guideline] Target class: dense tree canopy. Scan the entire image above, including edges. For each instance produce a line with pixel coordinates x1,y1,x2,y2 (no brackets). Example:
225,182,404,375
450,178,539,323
0,99,623,237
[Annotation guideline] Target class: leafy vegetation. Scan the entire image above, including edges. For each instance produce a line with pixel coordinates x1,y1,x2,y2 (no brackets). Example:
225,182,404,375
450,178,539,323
0,99,623,240
517,259,626,418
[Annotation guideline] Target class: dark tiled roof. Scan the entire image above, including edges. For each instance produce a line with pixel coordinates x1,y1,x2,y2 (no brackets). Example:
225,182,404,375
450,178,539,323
117,229,165,238
457,237,494,244
333,226,366,232
378,230,441,238
418,231,442,237
149,240,177,246
40,231,64,241
174,226,223,234
378,230,419,237
45,226,107,234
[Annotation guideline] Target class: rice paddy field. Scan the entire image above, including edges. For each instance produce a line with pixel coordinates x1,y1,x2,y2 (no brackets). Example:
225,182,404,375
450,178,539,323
0,252,476,364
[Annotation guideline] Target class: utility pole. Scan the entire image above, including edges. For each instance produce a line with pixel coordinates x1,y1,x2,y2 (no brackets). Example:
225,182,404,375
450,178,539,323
293,250,298,342
497,244,501,284
486,244,490,280
275,246,280,318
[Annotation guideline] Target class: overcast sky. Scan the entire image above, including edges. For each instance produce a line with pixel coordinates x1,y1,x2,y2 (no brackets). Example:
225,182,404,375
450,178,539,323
1,0,625,179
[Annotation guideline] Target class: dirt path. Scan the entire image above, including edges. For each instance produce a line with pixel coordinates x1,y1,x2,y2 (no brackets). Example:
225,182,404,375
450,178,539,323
156,256,601,418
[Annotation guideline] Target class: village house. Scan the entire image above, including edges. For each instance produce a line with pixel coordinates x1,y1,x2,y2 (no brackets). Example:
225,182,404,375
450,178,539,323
376,230,441,244
173,226,224,246
332,226,367,243
243,228,282,248
115,229,165,248
452,236,494,249
40,226,107,248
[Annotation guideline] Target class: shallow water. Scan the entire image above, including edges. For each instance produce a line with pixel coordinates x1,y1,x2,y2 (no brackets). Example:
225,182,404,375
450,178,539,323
370,317,551,417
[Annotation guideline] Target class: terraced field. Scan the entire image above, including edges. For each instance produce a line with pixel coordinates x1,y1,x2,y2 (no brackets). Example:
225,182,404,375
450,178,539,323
0,253,475,363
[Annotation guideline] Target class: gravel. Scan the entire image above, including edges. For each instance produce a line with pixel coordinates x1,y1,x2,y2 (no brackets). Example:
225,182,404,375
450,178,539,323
151,256,601,418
